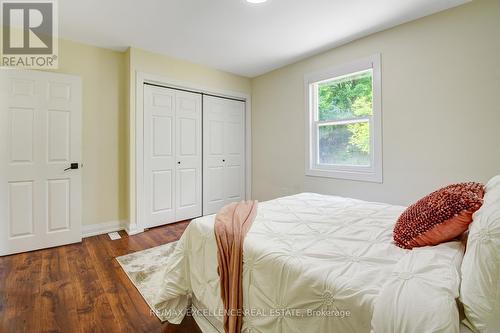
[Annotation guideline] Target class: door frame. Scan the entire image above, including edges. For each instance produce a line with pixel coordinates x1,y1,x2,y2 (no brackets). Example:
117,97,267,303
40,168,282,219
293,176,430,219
129,71,252,235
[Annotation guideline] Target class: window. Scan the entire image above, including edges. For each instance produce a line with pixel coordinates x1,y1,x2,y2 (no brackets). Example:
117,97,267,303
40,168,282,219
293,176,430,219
305,55,382,182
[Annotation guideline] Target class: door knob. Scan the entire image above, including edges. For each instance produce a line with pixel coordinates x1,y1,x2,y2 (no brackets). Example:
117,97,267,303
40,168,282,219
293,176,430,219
222,159,225,162
177,161,181,164
64,163,79,171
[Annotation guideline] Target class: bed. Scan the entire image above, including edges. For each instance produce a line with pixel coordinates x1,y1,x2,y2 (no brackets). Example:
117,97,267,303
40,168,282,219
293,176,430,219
153,193,469,333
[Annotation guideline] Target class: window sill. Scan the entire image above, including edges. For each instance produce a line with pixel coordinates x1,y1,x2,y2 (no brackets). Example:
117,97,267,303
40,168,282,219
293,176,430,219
305,168,382,183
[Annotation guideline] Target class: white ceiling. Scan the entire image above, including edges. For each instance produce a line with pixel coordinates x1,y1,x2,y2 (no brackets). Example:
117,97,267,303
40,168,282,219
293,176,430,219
59,0,469,78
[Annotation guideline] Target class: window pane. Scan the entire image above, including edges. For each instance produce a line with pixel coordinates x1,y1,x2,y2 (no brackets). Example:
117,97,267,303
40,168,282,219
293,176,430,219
318,70,372,121
318,122,370,166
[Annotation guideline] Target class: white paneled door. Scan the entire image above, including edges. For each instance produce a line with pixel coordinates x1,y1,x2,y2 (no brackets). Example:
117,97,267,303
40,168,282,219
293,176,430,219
203,95,245,215
175,92,202,221
0,69,82,256
143,85,202,228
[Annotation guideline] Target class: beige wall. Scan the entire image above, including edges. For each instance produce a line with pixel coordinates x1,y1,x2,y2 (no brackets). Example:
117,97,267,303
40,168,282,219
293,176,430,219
251,0,500,206
127,47,252,229
53,39,128,226
6,0,497,227
43,43,251,228
41,42,252,228
129,47,252,94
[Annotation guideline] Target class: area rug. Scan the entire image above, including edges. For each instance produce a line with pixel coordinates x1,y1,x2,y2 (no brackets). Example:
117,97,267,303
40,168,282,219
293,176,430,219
116,241,177,313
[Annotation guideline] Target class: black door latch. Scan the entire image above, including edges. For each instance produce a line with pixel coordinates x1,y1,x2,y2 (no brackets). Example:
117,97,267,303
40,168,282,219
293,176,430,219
64,163,79,171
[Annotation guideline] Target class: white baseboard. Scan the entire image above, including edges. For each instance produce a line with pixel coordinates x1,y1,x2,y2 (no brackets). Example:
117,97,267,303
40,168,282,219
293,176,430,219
82,220,127,238
125,224,144,236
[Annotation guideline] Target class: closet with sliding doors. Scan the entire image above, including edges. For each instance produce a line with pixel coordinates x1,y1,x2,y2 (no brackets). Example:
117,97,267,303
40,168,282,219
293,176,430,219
142,84,246,229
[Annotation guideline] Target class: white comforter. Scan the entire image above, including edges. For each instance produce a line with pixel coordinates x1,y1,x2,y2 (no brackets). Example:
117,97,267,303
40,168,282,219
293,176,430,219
154,193,465,333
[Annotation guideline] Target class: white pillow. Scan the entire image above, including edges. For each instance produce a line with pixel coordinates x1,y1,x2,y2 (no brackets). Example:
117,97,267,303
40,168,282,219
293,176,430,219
371,245,462,333
460,175,500,333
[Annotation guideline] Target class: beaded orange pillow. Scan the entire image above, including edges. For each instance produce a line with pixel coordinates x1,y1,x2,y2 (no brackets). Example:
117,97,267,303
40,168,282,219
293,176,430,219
393,182,484,249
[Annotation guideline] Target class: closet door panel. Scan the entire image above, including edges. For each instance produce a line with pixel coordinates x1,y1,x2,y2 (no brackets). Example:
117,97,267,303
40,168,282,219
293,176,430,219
225,165,242,200
223,100,245,204
203,95,245,215
175,91,202,221
152,171,173,212
144,86,176,227
208,167,224,202
203,96,226,215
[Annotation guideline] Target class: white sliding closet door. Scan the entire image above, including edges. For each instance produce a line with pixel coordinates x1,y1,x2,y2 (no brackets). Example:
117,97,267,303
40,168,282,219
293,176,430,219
175,91,202,221
144,85,175,227
203,95,245,215
143,85,201,228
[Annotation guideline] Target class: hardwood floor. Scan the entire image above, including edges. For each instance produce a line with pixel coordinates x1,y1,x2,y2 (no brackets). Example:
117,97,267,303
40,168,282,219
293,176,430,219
0,221,203,333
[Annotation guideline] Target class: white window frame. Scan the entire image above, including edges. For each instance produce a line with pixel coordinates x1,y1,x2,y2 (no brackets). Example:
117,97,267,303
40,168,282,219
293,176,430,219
304,54,382,183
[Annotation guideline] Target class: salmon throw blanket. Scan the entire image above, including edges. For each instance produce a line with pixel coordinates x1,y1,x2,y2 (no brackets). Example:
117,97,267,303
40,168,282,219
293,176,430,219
214,200,258,333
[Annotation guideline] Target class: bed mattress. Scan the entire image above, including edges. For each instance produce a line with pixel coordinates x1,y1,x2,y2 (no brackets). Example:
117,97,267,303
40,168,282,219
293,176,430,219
154,193,465,333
